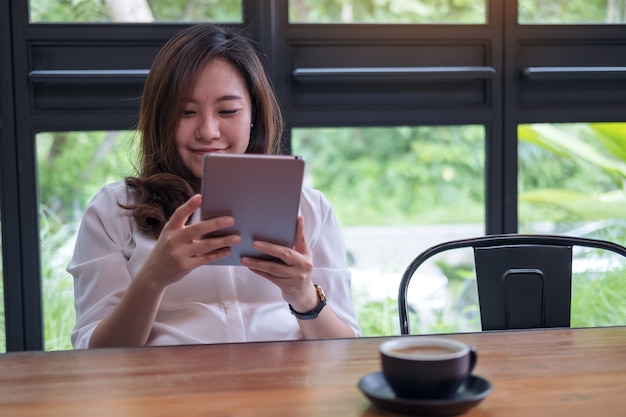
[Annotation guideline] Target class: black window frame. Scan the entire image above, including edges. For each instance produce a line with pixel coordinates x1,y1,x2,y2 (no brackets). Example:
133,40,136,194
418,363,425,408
2,0,625,351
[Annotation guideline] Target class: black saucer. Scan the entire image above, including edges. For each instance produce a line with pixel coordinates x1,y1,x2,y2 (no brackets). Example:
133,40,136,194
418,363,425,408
358,372,492,417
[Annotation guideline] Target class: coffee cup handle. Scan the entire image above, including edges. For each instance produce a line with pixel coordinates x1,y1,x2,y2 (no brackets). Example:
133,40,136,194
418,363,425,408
468,346,477,374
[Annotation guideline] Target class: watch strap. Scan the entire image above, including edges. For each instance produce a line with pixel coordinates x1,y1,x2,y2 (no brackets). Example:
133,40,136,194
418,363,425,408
289,284,327,320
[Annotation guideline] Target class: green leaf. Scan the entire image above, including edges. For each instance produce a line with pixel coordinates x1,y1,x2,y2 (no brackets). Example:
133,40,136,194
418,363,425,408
519,124,626,178
591,123,626,162
520,189,626,219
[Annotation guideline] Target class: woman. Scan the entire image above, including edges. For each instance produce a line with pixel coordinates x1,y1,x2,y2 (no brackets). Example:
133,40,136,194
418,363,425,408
68,24,360,348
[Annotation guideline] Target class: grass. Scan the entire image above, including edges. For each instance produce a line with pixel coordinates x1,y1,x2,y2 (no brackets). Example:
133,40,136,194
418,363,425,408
353,253,626,337
571,269,626,327
39,207,76,351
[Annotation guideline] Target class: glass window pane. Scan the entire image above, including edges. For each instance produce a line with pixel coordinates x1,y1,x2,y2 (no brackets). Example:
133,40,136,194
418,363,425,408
29,0,242,24
38,126,486,346
289,0,486,24
37,131,137,351
291,125,485,336
518,122,626,327
519,1,626,24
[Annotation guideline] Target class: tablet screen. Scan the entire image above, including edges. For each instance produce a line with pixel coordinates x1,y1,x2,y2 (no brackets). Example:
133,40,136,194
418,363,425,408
200,153,305,265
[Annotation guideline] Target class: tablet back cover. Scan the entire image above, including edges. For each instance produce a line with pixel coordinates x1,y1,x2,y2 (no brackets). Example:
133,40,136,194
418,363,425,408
200,153,305,265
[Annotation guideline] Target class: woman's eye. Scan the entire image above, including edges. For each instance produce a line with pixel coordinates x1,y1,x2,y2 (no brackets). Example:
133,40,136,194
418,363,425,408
220,109,239,116
182,110,196,116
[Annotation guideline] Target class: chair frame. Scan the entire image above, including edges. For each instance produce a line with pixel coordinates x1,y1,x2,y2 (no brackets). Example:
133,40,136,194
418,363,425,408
398,234,626,335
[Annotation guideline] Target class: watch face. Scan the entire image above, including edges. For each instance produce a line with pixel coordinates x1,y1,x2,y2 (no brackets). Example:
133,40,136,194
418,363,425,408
314,284,327,302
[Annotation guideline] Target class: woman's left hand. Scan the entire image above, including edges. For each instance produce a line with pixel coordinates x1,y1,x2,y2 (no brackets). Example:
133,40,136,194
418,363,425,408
240,215,319,312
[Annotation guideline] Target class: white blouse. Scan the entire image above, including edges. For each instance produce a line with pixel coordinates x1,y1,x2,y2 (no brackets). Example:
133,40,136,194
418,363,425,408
68,181,361,349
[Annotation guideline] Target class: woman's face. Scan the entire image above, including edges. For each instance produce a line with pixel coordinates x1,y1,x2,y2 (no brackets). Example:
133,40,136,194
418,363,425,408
175,57,253,179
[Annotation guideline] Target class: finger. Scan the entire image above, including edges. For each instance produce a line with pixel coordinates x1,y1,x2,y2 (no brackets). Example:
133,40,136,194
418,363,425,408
193,247,234,264
192,234,242,257
165,194,202,231
241,255,290,276
293,216,309,254
245,267,276,282
187,215,236,239
250,241,294,266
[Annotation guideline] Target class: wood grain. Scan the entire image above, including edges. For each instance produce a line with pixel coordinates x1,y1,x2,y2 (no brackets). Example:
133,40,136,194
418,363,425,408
1,327,625,417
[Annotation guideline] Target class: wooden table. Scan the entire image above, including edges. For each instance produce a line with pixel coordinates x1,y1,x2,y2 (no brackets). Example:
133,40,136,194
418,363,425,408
1,327,625,417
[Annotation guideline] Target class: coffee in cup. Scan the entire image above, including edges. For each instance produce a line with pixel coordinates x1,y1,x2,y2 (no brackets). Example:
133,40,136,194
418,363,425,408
379,337,477,399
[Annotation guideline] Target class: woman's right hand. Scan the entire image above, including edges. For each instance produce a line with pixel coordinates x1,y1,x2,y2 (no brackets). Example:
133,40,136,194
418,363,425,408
89,193,239,348
138,194,241,289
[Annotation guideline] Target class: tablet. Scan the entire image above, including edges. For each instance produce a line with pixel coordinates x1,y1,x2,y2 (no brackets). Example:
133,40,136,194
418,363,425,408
200,153,305,265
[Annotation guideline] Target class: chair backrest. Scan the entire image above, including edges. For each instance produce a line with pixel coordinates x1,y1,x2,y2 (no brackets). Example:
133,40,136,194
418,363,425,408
474,244,572,330
398,234,626,334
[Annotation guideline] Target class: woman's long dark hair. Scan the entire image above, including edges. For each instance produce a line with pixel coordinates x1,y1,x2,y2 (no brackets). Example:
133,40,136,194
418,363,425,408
123,24,284,239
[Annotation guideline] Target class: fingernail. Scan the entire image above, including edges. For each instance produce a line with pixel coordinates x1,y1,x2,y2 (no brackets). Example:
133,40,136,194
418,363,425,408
221,217,235,226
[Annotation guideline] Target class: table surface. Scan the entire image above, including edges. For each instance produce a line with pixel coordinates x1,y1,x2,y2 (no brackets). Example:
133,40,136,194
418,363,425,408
1,327,625,417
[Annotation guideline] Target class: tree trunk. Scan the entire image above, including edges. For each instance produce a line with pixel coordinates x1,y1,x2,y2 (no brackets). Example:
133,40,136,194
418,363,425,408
105,0,154,22
605,0,626,22
341,0,353,23
290,0,309,23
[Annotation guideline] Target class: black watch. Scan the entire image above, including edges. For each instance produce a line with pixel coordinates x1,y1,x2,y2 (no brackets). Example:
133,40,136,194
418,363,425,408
289,284,327,320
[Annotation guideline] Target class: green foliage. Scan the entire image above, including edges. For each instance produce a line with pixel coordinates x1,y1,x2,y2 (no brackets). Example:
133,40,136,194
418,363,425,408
27,121,626,347
291,0,623,24
39,207,77,351
30,0,242,23
521,124,626,178
147,0,242,22
37,131,138,224
592,123,626,163
409,258,482,334
518,123,626,226
351,289,401,336
289,0,485,23
292,125,485,226
28,0,621,25
354,248,626,338
30,0,109,22
518,0,620,24
571,268,626,327
353,285,482,337
34,131,137,350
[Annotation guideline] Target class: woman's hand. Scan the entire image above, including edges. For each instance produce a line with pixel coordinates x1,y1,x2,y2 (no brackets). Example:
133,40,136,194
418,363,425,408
89,194,241,348
139,194,242,289
240,216,319,312
241,215,357,340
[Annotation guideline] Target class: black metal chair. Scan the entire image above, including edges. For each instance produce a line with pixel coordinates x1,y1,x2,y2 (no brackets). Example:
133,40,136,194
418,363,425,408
398,234,626,334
